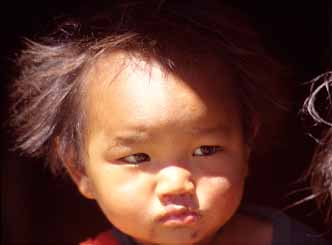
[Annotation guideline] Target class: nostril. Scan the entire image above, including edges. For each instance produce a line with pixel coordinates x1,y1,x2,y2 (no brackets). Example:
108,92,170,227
161,193,195,207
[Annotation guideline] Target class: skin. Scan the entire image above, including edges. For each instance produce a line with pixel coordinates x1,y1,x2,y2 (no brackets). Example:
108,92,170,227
71,51,256,244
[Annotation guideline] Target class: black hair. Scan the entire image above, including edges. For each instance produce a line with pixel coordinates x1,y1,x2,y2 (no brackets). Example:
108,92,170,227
10,0,287,175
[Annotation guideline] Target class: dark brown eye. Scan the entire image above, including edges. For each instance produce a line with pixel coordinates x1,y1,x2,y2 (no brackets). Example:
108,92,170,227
192,145,223,157
119,153,150,164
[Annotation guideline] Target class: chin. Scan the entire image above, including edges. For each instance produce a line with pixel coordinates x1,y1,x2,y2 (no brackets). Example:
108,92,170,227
142,227,204,244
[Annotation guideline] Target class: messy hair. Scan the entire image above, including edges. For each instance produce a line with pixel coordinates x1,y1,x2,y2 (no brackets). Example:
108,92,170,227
10,0,286,175
302,71,332,223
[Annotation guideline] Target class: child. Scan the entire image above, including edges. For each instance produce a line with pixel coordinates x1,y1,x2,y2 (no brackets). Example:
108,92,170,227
10,1,328,244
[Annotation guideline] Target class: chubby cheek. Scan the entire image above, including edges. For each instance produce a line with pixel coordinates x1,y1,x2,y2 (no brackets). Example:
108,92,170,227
197,174,244,206
196,173,246,226
196,155,248,208
88,168,155,229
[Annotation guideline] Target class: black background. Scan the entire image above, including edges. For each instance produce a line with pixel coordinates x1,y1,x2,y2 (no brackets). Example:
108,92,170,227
1,0,331,244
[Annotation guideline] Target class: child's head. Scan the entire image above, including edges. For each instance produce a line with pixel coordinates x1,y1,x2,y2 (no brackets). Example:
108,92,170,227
78,49,250,243
11,1,285,243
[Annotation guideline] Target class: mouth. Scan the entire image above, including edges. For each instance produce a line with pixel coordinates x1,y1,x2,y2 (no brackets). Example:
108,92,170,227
157,207,200,226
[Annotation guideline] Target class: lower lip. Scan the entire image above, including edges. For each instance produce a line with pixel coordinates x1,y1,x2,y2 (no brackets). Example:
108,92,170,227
160,213,199,226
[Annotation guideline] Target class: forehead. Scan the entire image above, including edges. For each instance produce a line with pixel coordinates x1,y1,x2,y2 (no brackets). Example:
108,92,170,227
84,51,240,133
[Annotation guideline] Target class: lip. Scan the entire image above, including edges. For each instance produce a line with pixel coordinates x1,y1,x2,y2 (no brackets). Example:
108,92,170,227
157,207,200,226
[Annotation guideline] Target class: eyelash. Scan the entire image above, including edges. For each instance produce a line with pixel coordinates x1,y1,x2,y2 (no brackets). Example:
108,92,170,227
192,145,224,157
119,153,151,164
118,145,223,164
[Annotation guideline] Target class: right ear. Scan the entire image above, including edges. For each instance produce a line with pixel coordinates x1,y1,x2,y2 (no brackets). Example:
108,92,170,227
54,137,96,200
76,175,96,200
251,113,261,142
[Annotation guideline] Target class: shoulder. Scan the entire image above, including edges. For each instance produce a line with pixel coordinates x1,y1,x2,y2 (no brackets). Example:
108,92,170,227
216,211,273,245
80,227,135,245
264,208,329,245
80,230,119,245
217,205,329,245
243,205,329,244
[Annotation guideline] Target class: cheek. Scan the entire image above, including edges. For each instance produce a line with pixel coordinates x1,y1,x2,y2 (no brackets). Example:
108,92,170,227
193,152,248,205
89,168,155,220
196,175,245,229
196,172,246,211
197,176,233,201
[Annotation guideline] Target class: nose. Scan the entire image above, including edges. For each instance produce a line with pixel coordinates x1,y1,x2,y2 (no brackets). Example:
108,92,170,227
156,165,195,203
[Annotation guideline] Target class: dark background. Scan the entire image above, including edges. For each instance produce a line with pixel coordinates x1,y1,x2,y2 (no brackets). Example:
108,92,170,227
1,0,331,244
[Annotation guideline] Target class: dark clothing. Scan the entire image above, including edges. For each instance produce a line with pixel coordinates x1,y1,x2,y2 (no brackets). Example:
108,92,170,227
241,205,329,245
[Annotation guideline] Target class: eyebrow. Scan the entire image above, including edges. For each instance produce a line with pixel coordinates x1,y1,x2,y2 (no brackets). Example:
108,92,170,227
183,125,228,135
109,124,227,147
111,132,148,146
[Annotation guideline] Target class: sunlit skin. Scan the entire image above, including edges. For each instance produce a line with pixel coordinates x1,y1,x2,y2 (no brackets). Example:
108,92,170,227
73,51,253,244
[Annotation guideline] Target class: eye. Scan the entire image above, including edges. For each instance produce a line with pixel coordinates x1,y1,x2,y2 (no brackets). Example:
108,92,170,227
119,153,150,164
192,145,223,157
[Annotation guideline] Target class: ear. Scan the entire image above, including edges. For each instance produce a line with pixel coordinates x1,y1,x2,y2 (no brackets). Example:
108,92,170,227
251,117,260,143
244,115,260,178
76,175,96,200
65,153,96,200
54,137,96,200
247,113,261,149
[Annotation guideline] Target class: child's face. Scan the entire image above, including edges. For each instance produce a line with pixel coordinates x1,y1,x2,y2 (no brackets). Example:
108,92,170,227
77,52,250,244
